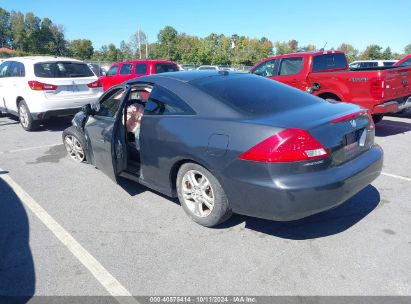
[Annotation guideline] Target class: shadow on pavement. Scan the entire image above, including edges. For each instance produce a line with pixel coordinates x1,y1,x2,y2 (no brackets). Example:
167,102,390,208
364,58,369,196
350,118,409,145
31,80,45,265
216,185,380,240
375,119,411,137
0,175,35,302
38,117,73,132
117,176,180,205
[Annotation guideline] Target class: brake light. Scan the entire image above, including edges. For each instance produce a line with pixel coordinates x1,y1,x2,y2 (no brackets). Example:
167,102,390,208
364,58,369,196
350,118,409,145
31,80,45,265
239,128,329,163
370,77,384,99
28,81,57,91
87,79,102,88
331,109,374,129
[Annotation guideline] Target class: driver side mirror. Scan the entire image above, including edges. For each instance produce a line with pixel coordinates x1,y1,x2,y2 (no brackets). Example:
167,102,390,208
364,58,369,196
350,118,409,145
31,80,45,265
82,103,96,116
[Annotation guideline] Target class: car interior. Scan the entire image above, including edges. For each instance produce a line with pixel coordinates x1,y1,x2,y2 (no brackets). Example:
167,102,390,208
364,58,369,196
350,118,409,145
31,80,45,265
123,85,152,175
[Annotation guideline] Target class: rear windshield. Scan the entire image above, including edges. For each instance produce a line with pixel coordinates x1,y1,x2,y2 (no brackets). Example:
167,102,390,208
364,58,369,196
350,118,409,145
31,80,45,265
34,62,94,78
154,63,179,74
312,53,347,72
191,74,321,116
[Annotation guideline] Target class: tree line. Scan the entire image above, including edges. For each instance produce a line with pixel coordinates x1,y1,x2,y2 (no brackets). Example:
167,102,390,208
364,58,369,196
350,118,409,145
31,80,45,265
1,8,411,65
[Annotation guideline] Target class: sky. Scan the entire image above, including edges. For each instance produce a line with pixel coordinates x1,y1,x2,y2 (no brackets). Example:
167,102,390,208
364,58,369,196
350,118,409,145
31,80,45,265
1,0,410,54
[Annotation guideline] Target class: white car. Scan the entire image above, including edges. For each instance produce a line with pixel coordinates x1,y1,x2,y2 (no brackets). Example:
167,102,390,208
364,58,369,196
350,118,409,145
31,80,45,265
0,56,103,131
349,60,398,69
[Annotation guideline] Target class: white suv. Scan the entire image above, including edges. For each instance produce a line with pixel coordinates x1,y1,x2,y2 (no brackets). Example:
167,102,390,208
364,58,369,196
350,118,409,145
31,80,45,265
0,56,103,131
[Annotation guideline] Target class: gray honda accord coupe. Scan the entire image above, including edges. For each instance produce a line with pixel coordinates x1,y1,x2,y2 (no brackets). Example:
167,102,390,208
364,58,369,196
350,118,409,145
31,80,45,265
62,71,383,227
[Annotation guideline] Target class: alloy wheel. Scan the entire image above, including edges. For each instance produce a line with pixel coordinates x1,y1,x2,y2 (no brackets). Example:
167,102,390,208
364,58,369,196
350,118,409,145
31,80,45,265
64,135,85,162
181,170,215,217
19,104,29,128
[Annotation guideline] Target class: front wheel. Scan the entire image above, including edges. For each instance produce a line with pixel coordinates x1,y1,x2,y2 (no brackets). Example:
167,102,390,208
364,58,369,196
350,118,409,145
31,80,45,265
62,126,87,163
177,163,232,227
18,100,38,131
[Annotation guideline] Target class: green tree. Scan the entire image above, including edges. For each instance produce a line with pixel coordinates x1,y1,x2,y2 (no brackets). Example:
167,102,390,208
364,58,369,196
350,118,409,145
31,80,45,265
10,11,26,51
119,40,133,61
382,47,392,60
68,39,94,59
360,44,383,60
106,43,119,62
274,40,298,55
337,43,358,63
404,43,411,55
24,12,41,53
156,26,178,61
0,8,11,47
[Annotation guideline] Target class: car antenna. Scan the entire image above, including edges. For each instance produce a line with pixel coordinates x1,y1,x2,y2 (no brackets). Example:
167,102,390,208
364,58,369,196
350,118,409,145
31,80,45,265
320,42,328,52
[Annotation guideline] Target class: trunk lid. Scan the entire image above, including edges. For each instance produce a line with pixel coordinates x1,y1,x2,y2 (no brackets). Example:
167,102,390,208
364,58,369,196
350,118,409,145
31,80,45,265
255,102,375,166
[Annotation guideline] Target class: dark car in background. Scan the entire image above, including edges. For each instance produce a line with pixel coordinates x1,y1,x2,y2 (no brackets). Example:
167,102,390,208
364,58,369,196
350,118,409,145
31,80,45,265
100,59,179,91
62,71,383,227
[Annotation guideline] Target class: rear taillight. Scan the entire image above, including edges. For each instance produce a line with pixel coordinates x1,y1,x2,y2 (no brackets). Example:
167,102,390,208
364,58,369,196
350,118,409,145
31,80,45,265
87,79,102,88
28,81,57,91
370,77,384,99
331,109,375,129
239,128,329,163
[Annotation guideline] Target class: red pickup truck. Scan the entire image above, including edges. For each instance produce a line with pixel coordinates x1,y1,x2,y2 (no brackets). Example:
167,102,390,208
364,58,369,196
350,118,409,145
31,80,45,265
250,51,411,122
100,59,179,91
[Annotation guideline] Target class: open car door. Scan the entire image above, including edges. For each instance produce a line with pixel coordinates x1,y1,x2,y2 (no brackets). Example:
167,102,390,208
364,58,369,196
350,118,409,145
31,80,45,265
84,86,128,181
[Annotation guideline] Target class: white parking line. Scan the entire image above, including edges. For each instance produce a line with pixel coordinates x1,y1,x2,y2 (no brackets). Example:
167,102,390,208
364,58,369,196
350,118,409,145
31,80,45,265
0,143,62,155
382,172,411,182
0,170,139,303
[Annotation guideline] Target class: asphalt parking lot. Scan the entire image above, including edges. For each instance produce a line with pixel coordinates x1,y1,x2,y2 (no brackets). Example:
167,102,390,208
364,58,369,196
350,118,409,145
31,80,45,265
0,113,411,298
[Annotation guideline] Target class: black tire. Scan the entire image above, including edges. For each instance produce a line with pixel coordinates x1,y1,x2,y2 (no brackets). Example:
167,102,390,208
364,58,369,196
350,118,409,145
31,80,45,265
372,114,384,124
18,100,39,131
177,163,232,227
62,126,88,163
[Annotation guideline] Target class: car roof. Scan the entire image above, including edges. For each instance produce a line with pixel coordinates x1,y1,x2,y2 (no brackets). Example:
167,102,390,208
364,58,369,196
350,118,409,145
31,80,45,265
268,50,345,59
351,60,397,63
113,59,176,65
126,70,240,84
4,56,84,63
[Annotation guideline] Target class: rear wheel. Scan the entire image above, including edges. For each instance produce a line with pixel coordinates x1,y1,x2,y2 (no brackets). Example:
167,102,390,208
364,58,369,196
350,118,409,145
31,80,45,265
18,100,38,131
372,114,384,124
62,126,87,162
177,163,232,227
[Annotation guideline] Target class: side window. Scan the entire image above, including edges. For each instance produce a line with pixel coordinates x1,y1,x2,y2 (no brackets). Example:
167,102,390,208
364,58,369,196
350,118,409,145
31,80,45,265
106,65,118,76
252,59,277,77
400,59,411,67
135,63,147,74
9,62,25,77
144,85,193,115
312,53,347,71
119,64,132,75
95,87,125,118
279,57,303,76
0,62,11,78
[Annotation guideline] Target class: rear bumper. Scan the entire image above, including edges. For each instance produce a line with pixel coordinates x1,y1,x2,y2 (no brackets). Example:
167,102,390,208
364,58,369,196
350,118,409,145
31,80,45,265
222,145,383,221
373,96,411,114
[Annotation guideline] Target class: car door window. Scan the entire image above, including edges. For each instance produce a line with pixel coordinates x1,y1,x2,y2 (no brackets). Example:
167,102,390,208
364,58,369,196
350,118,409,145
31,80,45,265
400,59,411,67
9,62,25,77
120,64,132,75
252,59,277,77
279,57,303,76
106,65,119,76
135,63,147,74
144,85,193,115
95,87,125,117
0,62,11,78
